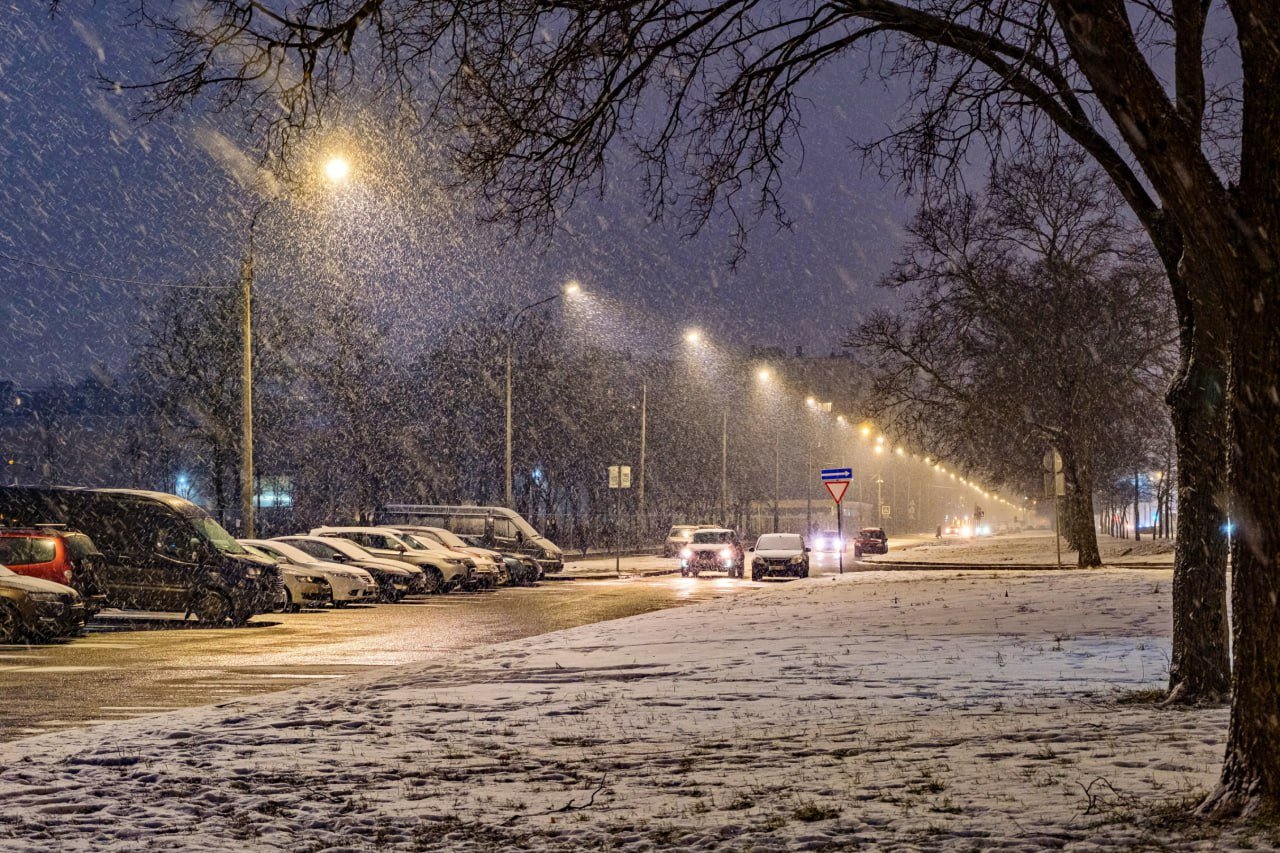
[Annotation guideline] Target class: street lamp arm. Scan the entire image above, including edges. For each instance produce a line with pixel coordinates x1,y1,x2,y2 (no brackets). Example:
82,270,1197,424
508,292,564,334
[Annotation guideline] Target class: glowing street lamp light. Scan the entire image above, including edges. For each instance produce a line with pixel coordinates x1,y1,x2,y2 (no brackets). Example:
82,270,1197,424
684,327,703,345
757,367,771,383
324,155,351,184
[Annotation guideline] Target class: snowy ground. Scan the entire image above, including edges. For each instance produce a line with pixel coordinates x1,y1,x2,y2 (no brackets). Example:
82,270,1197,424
868,529,1175,566
0,567,1259,851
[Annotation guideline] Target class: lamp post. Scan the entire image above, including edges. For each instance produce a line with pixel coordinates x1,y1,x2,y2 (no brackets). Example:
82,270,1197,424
505,281,579,509
240,155,349,538
638,328,702,529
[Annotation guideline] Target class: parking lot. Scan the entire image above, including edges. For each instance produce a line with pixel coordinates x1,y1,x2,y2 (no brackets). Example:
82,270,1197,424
0,570,763,742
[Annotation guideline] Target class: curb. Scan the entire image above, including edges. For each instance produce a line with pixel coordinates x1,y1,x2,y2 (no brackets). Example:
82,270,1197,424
550,566,679,580
854,560,1173,571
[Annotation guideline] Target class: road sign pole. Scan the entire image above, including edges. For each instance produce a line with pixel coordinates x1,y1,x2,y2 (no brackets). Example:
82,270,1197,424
838,500,843,575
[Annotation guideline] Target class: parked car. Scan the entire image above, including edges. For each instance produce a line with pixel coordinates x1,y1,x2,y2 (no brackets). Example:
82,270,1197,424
239,543,332,612
0,565,86,643
812,530,845,553
381,505,564,575
458,536,542,585
274,535,426,600
0,528,108,615
854,527,889,558
679,527,745,578
311,526,471,593
393,526,506,588
393,529,498,590
749,533,811,581
0,487,279,625
663,524,707,558
244,539,382,605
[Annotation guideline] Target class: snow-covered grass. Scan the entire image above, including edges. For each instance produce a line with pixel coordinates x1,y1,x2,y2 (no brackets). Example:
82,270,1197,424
869,529,1175,565
0,567,1260,850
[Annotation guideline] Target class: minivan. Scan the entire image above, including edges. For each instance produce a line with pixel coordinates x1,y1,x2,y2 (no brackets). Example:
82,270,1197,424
380,505,564,574
0,486,280,625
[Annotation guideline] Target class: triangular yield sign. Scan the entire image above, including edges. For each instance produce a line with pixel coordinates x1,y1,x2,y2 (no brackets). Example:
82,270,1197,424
825,480,849,504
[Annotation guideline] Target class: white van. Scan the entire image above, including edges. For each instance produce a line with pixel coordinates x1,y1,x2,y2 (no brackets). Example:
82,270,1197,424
380,505,564,574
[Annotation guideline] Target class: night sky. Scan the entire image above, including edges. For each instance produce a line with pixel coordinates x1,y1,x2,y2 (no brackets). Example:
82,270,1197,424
0,4,912,386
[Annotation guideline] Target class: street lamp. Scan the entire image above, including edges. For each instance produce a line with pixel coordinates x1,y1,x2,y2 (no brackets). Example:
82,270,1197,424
239,154,349,537
505,280,579,509
638,329,703,529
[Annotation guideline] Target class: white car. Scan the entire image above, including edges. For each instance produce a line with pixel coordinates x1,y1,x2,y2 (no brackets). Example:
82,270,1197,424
748,534,811,581
272,535,423,598
310,526,473,593
240,539,378,606
393,526,504,588
238,542,332,611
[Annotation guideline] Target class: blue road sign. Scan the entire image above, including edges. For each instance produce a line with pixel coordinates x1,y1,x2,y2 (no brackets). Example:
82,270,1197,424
821,467,853,482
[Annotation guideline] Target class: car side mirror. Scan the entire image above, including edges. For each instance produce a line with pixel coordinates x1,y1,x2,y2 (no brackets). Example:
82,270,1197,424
747,546,754,552
805,547,811,553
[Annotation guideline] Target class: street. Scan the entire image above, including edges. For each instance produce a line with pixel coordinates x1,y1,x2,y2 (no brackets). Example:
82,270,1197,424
0,565,771,743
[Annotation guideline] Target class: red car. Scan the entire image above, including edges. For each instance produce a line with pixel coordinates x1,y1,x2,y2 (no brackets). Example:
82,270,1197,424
0,529,107,615
853,527,889,558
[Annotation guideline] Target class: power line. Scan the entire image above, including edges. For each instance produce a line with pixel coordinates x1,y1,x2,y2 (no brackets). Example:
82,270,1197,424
0,249,233,290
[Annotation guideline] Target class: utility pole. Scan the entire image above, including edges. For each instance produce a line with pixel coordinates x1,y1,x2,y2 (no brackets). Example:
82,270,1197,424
720,408,728,526
504,336,514,509
239,217,257,539
773,430,780,533
638,378,647,529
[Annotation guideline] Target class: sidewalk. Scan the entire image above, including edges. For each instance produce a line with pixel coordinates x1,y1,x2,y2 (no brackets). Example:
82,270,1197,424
555,553,676,579
0,564,1248,851
863,528,1176,567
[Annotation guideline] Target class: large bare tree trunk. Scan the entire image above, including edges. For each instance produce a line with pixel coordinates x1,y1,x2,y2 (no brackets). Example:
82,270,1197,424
1205,296,1280,817
1059,444,1101,568
1165,339,1230,705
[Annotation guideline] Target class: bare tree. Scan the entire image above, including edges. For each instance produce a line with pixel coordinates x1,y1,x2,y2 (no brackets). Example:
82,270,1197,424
850,150,1176,568
94,0,1280,814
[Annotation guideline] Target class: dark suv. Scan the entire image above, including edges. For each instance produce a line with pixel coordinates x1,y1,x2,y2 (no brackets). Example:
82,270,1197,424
0,529,108,615
0,487,279,626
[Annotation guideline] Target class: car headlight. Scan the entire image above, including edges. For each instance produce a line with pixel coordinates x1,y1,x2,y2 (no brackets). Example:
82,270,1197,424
789,555,805,564
753,557,765,566
680,548,692,559
26,591,62,603
245,567,261,578
719,548,732,560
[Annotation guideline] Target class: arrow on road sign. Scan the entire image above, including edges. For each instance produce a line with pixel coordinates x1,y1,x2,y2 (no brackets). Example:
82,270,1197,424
821,467,853,482
825,481,849,503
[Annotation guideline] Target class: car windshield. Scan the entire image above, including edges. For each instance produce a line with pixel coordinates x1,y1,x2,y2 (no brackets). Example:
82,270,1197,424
190,516,246,554
859,529,884,538
428,528,468,548
756,534,803,551
398,533,440,551
670,526,697,536
692,530,732,544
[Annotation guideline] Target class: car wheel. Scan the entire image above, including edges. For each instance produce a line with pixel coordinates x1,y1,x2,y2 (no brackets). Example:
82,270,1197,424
0,602,22,644
192,591,232,626
854,548,862,558
421,568,445,595
751,571,762,582
285,590,301,613
333,600,349,608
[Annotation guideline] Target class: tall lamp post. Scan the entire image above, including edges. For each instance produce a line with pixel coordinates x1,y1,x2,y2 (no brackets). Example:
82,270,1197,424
637,327,703,528
505,281,579,509
240,155,350,538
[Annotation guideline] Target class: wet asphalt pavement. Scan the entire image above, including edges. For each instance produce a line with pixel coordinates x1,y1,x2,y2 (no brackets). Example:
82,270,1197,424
0,570,774,743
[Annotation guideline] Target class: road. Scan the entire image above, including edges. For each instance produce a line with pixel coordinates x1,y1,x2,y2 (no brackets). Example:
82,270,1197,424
0,537,938,743
0,567,766,743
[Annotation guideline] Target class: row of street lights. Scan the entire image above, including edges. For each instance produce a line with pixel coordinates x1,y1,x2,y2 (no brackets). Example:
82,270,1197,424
237,155,1018,537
